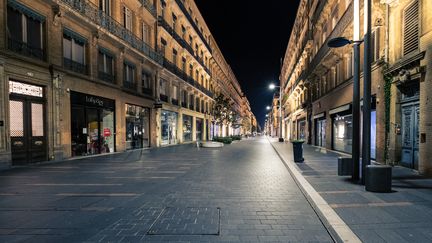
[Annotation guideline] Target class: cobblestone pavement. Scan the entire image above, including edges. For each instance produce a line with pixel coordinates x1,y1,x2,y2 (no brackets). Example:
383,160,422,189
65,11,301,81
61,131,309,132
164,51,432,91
0,137,332,242
271,139,432,243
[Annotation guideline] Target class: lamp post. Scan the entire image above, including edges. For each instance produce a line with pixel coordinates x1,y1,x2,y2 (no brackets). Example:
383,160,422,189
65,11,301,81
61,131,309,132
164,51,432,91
269,84,284,142
328,37,363,181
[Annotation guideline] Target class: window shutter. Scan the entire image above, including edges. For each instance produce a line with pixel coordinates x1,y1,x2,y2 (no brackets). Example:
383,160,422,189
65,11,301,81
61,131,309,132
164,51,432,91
403,0,419,56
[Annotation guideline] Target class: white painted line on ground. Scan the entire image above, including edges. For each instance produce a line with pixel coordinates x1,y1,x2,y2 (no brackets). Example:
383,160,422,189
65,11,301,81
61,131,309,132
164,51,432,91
57,193,139,197
268,138,361,243
27,183,123,186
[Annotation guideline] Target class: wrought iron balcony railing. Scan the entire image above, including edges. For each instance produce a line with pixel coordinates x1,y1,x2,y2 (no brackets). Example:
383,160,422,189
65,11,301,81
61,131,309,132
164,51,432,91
123,80,137,90
98,71,115,83
174,0,212,53
64,58,87,74
162,58,213,98
158,17,211,75
8,38,44,60
140,0,156,17
60,0,163,65
142,87,153,95
160,94,169,102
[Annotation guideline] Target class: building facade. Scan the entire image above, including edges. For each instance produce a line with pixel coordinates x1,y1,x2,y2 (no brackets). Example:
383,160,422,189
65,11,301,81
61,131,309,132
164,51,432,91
280,0,386,161
279,0,432,175
0,0,253,169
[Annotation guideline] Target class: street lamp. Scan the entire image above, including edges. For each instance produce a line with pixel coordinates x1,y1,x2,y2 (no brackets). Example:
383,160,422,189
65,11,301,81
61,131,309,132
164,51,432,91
266,106,271,110
327,0,372,184
269,83,284,142
328,36,362,182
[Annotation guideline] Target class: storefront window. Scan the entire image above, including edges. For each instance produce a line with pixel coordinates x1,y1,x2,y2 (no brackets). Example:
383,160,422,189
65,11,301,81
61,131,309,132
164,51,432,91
315,119,326,147
183,115,193,142
298,120,306,140
161,110,178,145
332,114,352,153
196,118,203,141
126,104,150,150
71,92,115,157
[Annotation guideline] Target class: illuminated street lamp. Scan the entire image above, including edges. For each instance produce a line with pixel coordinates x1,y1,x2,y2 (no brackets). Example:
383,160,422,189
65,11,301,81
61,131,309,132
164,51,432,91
266,106,271,110
327,0,372,184
269,83,284,142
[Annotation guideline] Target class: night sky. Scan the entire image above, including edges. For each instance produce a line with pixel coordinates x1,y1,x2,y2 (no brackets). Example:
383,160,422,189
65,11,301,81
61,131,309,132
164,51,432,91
195,1,301,128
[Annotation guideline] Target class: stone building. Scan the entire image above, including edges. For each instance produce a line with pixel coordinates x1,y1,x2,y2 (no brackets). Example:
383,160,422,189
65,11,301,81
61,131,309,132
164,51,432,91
384,0,432,175
0,0,253,169
280,0,387,162
280,0,432,175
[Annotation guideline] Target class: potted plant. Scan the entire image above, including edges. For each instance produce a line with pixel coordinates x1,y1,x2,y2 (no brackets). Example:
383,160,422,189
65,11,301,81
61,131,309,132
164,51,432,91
291,140,305,162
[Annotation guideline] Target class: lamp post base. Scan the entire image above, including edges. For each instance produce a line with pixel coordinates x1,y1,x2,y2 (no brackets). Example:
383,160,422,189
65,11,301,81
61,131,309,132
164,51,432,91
278,137,284,142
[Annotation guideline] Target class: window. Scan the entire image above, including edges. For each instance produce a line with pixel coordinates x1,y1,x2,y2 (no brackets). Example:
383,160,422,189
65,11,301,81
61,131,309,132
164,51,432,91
189,64,194,77
182,90,188,107
403,0,419,56
371,27,381,63
160,38,167,56
321,26,327,45
345,52,353,79
172,85,178,100
98,49,115,82
172,49,178,65
331,6,338,30
182,57,187,72
172,13,177,29
195,70,199,80
63,30,86,73
142,72,152,94
181,25,186,38
160,79,167,95
123,6,132,31
142,22,150,43
99,0,111,15
196,97,200,111
123,62,135,88
7,4,45,60
189,94,194,109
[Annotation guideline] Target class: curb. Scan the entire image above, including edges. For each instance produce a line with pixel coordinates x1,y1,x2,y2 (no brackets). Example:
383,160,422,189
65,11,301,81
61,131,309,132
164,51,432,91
269,139,361,243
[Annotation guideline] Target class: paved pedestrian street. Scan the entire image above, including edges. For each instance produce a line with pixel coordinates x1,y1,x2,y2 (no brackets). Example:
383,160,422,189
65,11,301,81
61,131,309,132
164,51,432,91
0,137,332,242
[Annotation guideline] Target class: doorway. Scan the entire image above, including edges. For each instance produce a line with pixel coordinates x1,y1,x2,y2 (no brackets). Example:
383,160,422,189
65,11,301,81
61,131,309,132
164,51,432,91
9,82,47,165
401,103,419,169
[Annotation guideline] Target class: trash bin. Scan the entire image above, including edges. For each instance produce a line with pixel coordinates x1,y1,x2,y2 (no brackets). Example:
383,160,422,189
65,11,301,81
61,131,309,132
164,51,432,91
338,157,352,176
291,140,304,162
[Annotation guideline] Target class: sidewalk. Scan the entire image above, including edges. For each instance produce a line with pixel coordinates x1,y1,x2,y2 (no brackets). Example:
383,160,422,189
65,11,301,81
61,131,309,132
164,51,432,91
270,138,432,243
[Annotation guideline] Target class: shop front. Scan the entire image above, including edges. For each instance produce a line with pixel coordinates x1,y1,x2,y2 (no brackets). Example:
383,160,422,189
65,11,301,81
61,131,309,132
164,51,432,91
196,118,203,141
125,104,150,150
71,91,115,157
183,115,193,142
297,119,306,140
331,104,352,154
161,110,178,145
314,113,326,148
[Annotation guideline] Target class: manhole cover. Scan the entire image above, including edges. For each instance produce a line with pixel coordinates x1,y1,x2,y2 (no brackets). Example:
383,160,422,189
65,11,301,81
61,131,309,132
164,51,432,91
147,207,220,235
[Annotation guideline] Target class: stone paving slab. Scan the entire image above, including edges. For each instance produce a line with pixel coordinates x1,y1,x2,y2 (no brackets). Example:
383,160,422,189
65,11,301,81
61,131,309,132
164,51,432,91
0,138,332,242
271,138,432,243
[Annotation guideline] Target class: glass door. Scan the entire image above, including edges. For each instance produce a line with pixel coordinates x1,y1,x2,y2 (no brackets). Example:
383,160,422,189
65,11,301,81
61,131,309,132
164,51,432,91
101,109,114,153
87,108,100,155
71,106,86,156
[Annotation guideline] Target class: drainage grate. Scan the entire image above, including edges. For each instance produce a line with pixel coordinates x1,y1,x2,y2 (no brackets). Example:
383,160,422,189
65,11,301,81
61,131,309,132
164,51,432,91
147,207,221,235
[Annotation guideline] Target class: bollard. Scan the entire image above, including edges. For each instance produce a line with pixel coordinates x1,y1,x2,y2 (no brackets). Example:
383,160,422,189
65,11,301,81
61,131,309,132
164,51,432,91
365,165,392,193
338,157,352,176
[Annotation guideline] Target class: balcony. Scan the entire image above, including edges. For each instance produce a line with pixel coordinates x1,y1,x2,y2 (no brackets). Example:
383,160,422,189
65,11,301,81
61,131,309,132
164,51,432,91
174,0,212,53
142,87,153,95
304,2,353,81
64,58,87,74
8,38,44,60
123,81,137,90
60,0,163,65
98,71,115,83
141,0,156,17
158,17,211,75
162,58,214,98
160,94,169,102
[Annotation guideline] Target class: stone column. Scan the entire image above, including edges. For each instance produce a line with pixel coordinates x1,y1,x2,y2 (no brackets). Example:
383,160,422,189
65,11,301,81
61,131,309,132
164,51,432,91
0,57,9,169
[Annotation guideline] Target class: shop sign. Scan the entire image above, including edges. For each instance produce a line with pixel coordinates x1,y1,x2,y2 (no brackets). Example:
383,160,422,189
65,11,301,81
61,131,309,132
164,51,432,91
9,80,43,97
104,128,111,137
71,91,115,109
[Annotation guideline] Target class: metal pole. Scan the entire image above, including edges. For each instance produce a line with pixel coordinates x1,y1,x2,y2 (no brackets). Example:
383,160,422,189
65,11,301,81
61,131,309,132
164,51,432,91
279,86,284,142
352,43,361,181
362,0,372,184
